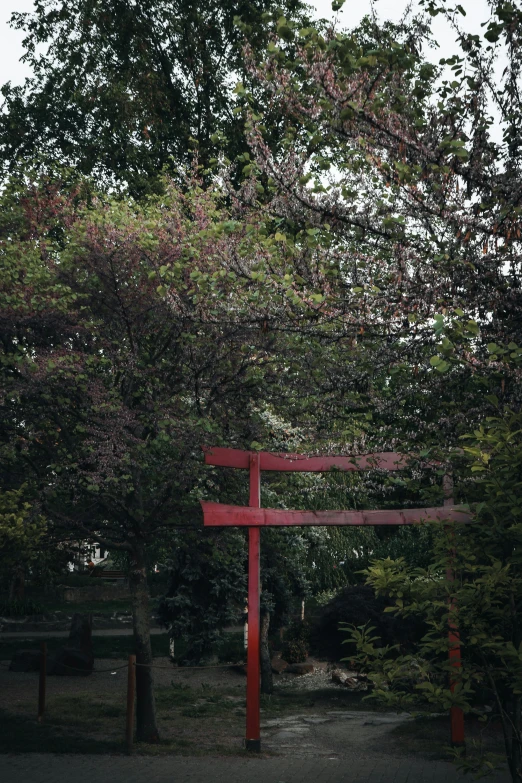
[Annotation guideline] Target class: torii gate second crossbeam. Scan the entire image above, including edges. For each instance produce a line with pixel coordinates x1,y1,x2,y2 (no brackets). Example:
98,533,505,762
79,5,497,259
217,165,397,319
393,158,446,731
201,447,471,752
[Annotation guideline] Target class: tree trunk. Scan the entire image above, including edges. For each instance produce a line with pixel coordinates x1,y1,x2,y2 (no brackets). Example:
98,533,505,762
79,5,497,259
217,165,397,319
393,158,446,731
507,696,522,783
9,564,25,602
260,608,273,695
129,546,159,743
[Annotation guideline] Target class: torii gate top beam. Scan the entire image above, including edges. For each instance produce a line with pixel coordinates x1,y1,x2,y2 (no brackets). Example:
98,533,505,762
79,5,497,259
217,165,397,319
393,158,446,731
203,446,412,472
201,447,471,526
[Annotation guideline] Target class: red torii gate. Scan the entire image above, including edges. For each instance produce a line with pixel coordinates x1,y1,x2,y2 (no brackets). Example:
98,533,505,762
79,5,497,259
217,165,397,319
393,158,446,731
201,446,471,752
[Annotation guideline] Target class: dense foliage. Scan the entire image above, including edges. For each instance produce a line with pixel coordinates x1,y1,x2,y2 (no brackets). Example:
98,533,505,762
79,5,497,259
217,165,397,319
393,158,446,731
3,1,522,771
1,0,311,195
347,409,522,779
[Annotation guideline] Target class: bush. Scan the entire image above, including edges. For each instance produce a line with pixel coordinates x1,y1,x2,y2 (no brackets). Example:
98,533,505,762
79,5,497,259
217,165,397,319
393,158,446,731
280,619,310,662
282,638,309,663
284,618,311,644
0,599,44,617
309,584,426,662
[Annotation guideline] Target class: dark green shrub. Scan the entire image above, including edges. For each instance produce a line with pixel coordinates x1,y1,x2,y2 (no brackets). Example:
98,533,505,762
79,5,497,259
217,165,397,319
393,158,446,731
309,584,426,662
0,599,44,617
285,618,311,644
281,638,309,663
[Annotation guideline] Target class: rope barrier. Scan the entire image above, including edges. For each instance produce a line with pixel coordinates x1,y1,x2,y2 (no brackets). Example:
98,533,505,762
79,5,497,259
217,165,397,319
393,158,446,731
0,658,244,672
134,661,245,670
0,659,129,674
56,661,130,674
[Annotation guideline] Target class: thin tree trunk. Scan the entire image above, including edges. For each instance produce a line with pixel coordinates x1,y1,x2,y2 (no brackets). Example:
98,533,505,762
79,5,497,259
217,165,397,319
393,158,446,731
507,696,522,783
260,608,273,695
129,546,159,743
9,564,25,602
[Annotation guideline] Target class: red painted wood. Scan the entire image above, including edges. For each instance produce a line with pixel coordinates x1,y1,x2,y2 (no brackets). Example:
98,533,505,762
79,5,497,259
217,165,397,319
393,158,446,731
249,453,261,507
444,476,465,746
203,447,410,472
246,454,261,749
203,446,250,469
201,501,472,527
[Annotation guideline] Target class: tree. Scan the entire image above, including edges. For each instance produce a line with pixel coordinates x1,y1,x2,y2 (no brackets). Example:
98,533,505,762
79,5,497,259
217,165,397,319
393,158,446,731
0,170,296,740
1,0,311,195
157,527,247,663
231,1,522,457
346,407,522,781
0,487,46,601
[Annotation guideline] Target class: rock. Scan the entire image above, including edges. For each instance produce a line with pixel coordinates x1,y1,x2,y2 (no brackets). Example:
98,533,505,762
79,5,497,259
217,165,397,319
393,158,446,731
331,668,368,690
331,668,348,685
67,613,93,653
9,649,42,672
45,612,95,674
271,655,288,674
49,647,94,676
285,663,314,675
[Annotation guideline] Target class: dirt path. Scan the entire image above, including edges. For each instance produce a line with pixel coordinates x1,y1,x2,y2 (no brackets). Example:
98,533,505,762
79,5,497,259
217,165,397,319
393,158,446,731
262,709,414,759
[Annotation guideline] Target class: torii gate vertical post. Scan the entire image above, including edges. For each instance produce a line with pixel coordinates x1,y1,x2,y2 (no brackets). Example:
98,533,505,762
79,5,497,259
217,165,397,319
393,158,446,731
246,453,261,751
201,447,471,753
444,475,465,747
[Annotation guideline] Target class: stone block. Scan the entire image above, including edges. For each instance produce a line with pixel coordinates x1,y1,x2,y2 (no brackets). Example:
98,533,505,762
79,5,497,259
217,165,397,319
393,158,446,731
271,655,288,674
9,649,42,672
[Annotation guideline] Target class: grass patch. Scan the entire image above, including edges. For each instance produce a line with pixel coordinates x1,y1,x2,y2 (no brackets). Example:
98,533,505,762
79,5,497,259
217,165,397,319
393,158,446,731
0,708,121,754
387,713,508,763
151,683,246,756
0,682,247,756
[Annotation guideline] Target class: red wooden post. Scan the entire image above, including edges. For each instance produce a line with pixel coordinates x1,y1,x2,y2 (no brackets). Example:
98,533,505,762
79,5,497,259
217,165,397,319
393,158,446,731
246,452,261,752
445,475,465,747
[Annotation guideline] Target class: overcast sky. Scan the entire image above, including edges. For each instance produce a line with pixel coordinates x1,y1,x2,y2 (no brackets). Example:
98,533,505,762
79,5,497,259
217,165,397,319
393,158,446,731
0,0,495,88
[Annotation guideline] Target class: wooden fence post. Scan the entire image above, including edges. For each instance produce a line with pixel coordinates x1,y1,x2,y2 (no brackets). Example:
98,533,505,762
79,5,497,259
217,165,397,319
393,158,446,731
126,654,136,754
37,642,46,723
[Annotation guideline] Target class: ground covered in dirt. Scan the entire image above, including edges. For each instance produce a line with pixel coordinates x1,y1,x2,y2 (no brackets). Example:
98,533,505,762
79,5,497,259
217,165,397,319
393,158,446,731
0,654,507,770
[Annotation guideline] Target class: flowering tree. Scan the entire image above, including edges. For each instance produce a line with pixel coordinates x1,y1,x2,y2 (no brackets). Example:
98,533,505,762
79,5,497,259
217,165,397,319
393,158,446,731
0,171,299,741
231,1,522,452
227,5,522,777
